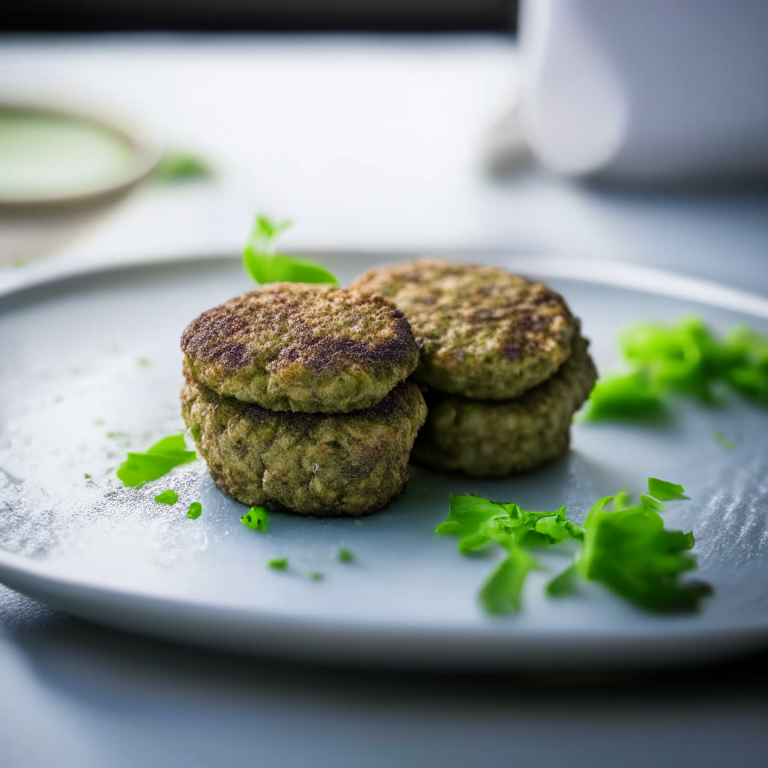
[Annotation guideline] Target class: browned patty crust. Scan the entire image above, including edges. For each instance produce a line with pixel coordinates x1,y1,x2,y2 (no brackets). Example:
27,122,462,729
181,374,428,516
411,336,597,477
350,258,579,400
181,283,420,413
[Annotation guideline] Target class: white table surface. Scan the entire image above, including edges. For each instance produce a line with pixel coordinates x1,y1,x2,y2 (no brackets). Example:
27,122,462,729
1,34,768,768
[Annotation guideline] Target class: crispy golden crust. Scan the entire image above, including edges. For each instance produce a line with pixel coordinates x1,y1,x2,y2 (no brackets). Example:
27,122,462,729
350,258,579,400
181,375,427,516
181,283,420,413
411,336,597,477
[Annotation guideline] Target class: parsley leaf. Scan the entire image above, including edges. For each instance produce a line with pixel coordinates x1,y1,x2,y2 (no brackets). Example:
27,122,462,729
267,557,288,570
116,434,197,487
154,489,178,506
338,548,354,562
648,477,688,501
241,506,270,531
640,493,665,512
582,372,665,422
480,549,537,615
586,317,768,421
437,495,583,613
243,215,338,286
439,480,708,615
577,495,709,612
187,502,202,519
545,562,580,597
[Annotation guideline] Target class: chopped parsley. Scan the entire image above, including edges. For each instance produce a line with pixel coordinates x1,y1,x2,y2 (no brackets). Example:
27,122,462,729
583,372,665,422
438,478,709,615
437,495,583,614
241,506,270,531
154,489,179,505
309,571,324,581
480,548,537,615
648,477,688,501
116,434,197,487
137,357,151,368
584,317,768,420
267,557,288,570
243,215,338,286
187,502,202,519
574,487,710,612
153,152,213,182
338,548,354,562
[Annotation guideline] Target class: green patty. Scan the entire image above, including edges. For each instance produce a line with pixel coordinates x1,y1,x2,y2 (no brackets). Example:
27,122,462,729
181,282,420,413
412,336,597,477
182,376,427,516
350,258,580,400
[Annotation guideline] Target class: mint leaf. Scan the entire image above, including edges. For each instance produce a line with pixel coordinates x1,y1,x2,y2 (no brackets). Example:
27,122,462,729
479,549,537,615
187,502,202,519
243,215,338,286
648,477,689,501
241,506,269,531
154,489,178,506
116,434,197,487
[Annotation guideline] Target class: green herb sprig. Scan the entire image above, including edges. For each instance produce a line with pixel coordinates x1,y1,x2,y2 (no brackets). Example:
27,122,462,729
584,317,768,421
242,216,338,286
116,434,197,487
437,478,709,615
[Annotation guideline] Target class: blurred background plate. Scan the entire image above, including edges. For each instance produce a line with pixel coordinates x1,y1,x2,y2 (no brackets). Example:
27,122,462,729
2,251,768,670
0,100,159,209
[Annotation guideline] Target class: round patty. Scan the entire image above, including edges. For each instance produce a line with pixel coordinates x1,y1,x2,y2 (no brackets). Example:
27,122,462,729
411,336,597,477
350,258,579,400
181,374,427,516
181,283,420,413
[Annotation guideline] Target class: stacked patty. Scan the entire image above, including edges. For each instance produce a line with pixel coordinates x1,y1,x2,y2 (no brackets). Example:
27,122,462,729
180,283,427,515
351,259,598,477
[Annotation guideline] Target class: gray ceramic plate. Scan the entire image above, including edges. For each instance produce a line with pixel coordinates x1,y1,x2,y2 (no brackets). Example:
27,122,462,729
2,252,768,669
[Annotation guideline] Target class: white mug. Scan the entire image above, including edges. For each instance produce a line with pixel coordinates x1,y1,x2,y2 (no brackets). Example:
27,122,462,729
518,0,768,182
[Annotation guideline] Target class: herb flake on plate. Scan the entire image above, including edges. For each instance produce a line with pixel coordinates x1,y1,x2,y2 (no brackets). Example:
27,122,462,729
154,489,179,506
116,434,197,487
241,506,269,531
